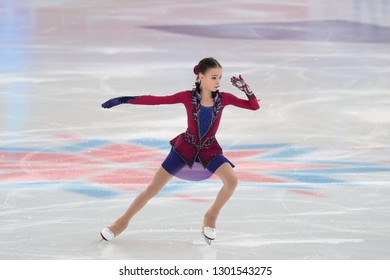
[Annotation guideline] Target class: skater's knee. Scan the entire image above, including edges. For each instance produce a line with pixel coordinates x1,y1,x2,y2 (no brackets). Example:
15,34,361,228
233,174,238,187
215,163,238,190
224,173,238,191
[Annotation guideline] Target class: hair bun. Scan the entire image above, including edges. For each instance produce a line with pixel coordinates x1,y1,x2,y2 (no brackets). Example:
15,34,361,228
193,65,199,75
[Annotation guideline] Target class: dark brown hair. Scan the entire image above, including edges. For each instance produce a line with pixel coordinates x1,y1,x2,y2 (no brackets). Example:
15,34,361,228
193,57,222,76
194,57,222,96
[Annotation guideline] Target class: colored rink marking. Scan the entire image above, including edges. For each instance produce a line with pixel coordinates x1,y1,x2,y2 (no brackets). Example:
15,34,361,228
85,144,161,163
89,169,153,190
175,194,209,203
237,162,337,172
224,150,268,159
54,134,82,141
1,136,388,199
0,151,100,165
0,168,104,182
237,171,286,183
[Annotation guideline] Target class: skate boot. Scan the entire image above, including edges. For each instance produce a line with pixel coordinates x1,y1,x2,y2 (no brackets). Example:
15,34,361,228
100,227,115,241
202,227,216,245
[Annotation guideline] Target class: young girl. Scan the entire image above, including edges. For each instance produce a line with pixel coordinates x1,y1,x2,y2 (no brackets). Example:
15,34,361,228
100,57,260,244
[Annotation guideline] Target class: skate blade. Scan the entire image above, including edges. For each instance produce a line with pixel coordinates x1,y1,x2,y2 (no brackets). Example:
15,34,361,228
202,231,213,245
100,233,108,242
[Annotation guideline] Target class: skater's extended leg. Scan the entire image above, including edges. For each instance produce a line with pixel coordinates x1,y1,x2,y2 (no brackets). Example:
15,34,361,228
106,166,173,237
203,163,238,228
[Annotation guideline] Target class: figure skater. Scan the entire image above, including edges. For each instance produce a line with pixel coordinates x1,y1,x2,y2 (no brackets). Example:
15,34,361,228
100,57,260,244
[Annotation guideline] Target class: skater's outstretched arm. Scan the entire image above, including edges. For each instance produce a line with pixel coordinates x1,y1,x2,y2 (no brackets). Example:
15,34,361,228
101,91,187,109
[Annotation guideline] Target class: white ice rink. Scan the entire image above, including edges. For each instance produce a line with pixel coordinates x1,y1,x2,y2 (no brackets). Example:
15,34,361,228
1,0,389,261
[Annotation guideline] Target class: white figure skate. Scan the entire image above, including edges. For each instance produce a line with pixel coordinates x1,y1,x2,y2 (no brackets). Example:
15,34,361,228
202,227,216,245
100,227,115,241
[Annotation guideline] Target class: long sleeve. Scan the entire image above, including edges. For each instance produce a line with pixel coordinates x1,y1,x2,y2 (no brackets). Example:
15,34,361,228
129,91,188,106
220,92,260,110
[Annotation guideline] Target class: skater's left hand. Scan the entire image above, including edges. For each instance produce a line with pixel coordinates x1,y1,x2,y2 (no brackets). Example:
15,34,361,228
101,96,131,108
231,75,253,96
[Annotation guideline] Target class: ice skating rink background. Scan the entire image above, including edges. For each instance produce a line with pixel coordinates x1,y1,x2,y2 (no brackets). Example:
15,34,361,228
1,0,389,260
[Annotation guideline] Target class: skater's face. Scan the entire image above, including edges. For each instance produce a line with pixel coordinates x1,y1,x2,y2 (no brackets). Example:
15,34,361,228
199,67,222,93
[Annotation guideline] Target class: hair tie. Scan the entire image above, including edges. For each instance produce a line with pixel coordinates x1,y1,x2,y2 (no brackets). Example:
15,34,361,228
193,65,199,75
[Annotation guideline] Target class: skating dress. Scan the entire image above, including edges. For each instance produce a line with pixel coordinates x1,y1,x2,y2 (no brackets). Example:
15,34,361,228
116,89,259,181
162,105,234,180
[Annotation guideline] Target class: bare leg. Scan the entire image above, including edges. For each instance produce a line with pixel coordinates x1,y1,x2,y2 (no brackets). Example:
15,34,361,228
203,163,238,228
107,166,173,237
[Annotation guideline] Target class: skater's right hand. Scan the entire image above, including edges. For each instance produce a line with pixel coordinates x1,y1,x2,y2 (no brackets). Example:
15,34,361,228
231,75,253,96
101,96,131,109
